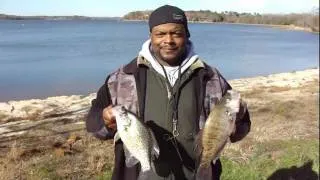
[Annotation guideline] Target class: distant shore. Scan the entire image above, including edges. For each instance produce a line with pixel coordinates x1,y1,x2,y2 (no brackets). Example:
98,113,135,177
2,13,318,33
214,22,317,33
122,19,317,33
0,14,120,21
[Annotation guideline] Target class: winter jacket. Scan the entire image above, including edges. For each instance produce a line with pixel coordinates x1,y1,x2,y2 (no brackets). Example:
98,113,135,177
86,56,251,180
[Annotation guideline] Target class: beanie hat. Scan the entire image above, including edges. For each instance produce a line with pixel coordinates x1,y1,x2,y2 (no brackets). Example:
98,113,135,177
149,5,190,37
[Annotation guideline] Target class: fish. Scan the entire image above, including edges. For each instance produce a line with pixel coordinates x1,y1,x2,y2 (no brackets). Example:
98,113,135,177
196,90,241,179
112,105,160,180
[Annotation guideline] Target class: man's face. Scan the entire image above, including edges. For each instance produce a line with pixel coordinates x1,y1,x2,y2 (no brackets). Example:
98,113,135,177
150,23,188,66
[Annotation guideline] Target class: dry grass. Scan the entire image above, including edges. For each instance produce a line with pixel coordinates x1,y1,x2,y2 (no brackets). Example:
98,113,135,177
0,112,8,120
222,77,319,179
267,86,292,93
0,69,318,179
0,129,115,179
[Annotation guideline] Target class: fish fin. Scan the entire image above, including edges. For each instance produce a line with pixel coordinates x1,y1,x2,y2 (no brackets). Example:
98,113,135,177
194,130,203,158
123,145,139,167
137,170,153,180
211,138,228,164
194,130,203,169
113,132,121,145
196,165,212,180
149,129,160,159
150,161,156,174
148,128,159,174
227,117,236,136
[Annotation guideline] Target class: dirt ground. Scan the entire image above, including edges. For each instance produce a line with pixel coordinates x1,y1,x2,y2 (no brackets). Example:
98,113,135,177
0,68,318,179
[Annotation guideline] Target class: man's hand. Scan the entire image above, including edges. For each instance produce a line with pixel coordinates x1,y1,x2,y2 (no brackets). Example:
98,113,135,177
103,105,117,131
226,90,241,136
226,90,241,114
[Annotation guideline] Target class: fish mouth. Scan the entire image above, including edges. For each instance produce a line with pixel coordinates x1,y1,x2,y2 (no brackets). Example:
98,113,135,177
118,106,127,114
116,106,129,117
120,106,126,112
113,105,132,128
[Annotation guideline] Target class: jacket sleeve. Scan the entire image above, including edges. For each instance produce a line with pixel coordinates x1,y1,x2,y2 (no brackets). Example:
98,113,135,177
86,78,115,140
217,71,251,143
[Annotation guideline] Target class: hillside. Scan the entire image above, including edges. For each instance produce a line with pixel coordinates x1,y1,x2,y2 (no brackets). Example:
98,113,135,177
123,10,320,32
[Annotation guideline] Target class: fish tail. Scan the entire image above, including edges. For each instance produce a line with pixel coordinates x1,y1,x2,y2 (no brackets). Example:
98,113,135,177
195,165,212,180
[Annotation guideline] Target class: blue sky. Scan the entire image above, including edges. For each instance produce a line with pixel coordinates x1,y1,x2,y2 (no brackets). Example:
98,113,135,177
0,0,319,17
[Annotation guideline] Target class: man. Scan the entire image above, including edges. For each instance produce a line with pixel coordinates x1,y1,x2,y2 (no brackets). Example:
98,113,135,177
86,5,251,180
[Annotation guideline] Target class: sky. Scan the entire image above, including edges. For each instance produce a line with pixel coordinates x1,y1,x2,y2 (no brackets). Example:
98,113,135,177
0,0,319,17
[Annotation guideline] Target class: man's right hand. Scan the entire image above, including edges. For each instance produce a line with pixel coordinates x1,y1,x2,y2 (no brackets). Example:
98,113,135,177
103,105,117,131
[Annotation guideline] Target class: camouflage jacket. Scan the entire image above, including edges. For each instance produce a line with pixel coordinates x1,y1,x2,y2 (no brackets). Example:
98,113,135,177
86,56,251,180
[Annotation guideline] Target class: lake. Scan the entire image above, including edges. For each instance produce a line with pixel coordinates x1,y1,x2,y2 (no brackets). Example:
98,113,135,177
0,20,319,101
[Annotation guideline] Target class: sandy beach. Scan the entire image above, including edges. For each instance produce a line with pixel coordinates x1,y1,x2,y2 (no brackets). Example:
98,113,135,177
0,67,318,179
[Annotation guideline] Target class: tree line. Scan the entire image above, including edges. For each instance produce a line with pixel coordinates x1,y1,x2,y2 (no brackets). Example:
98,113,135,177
0,14,120,20
123,9,319,32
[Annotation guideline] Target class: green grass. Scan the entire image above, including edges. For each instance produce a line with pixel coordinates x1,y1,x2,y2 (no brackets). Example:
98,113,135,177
221,139,319,180
28,159,62,180
95,171,113,180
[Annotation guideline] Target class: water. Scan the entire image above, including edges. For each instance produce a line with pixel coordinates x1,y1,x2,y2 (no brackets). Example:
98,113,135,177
0,20,319,101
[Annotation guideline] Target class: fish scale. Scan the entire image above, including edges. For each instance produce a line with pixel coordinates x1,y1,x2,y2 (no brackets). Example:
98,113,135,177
200,95,231,167
112,105,160,179
196,90,240,179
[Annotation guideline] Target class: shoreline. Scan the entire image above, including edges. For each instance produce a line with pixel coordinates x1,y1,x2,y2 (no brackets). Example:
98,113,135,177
0,67,318,179
213,22,317,33
0,67,318,123
0,67,318,104
121,19,319,33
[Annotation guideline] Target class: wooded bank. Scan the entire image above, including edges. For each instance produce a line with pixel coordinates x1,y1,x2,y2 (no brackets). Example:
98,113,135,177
123,9,320,32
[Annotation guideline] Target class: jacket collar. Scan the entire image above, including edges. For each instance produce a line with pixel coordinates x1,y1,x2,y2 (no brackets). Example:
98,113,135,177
122,56,152,74
123,55,214,78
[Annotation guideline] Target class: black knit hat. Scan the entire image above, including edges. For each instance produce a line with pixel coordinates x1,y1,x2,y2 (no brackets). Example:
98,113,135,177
149,5,190,37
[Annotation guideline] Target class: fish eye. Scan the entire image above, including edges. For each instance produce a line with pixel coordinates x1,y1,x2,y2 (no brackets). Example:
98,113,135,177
225,110,230,116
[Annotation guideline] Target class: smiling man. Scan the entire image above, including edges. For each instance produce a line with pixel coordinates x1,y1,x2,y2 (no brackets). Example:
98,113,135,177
151,22,187,66
86,5,251,180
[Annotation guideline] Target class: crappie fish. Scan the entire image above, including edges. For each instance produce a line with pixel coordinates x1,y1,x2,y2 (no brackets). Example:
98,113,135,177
112,106,160,180
196,90,241,179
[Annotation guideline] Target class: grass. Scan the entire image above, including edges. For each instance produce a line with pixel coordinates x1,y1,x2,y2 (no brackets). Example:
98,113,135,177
0,70,318,179
95,171,113,180
221,78,319,179
221,139,319,180
0,112,8,121
28,159,61,180
267,86,291,93
0,131,115,180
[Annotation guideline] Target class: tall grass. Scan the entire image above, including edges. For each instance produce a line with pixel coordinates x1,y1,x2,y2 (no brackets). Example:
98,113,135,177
221,137,319,179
